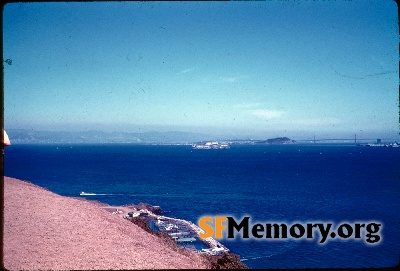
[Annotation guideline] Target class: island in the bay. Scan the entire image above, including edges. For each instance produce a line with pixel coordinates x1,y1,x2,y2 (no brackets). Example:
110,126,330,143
255,137,296,144
192,141,230,149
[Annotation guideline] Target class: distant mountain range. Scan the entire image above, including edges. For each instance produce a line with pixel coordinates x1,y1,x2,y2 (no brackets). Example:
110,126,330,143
6,129,212,144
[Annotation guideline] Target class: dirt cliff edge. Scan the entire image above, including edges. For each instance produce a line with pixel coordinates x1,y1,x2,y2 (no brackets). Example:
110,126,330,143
3,176,207,270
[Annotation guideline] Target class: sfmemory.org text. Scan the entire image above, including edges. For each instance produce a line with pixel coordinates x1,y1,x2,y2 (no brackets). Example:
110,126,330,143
198,216,382,244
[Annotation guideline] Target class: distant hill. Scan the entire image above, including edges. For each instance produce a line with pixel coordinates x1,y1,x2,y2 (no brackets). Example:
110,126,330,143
256,137,296,144
6,129,211,144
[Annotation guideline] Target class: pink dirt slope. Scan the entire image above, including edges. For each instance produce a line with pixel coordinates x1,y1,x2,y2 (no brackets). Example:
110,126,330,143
3,176,206,270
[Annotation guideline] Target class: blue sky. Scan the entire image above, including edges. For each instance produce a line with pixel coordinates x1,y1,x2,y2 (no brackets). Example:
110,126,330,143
3,1,399,140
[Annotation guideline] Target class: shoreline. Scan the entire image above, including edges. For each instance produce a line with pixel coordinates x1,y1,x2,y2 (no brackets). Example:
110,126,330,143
97,203,230,255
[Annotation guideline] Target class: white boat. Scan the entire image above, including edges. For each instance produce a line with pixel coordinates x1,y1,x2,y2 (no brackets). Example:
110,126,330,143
80,192,96,196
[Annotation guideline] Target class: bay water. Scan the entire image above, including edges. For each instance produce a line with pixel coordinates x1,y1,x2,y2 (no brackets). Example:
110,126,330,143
4,144,400,269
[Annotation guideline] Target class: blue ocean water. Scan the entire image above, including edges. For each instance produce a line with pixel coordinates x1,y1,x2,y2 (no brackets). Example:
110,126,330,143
4,144,400,269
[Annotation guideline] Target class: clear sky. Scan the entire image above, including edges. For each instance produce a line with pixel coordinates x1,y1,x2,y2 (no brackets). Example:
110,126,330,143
3,1,399,140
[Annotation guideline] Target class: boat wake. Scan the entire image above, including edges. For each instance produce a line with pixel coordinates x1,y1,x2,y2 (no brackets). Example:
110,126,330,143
79,192,116,196
241,254,277,261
